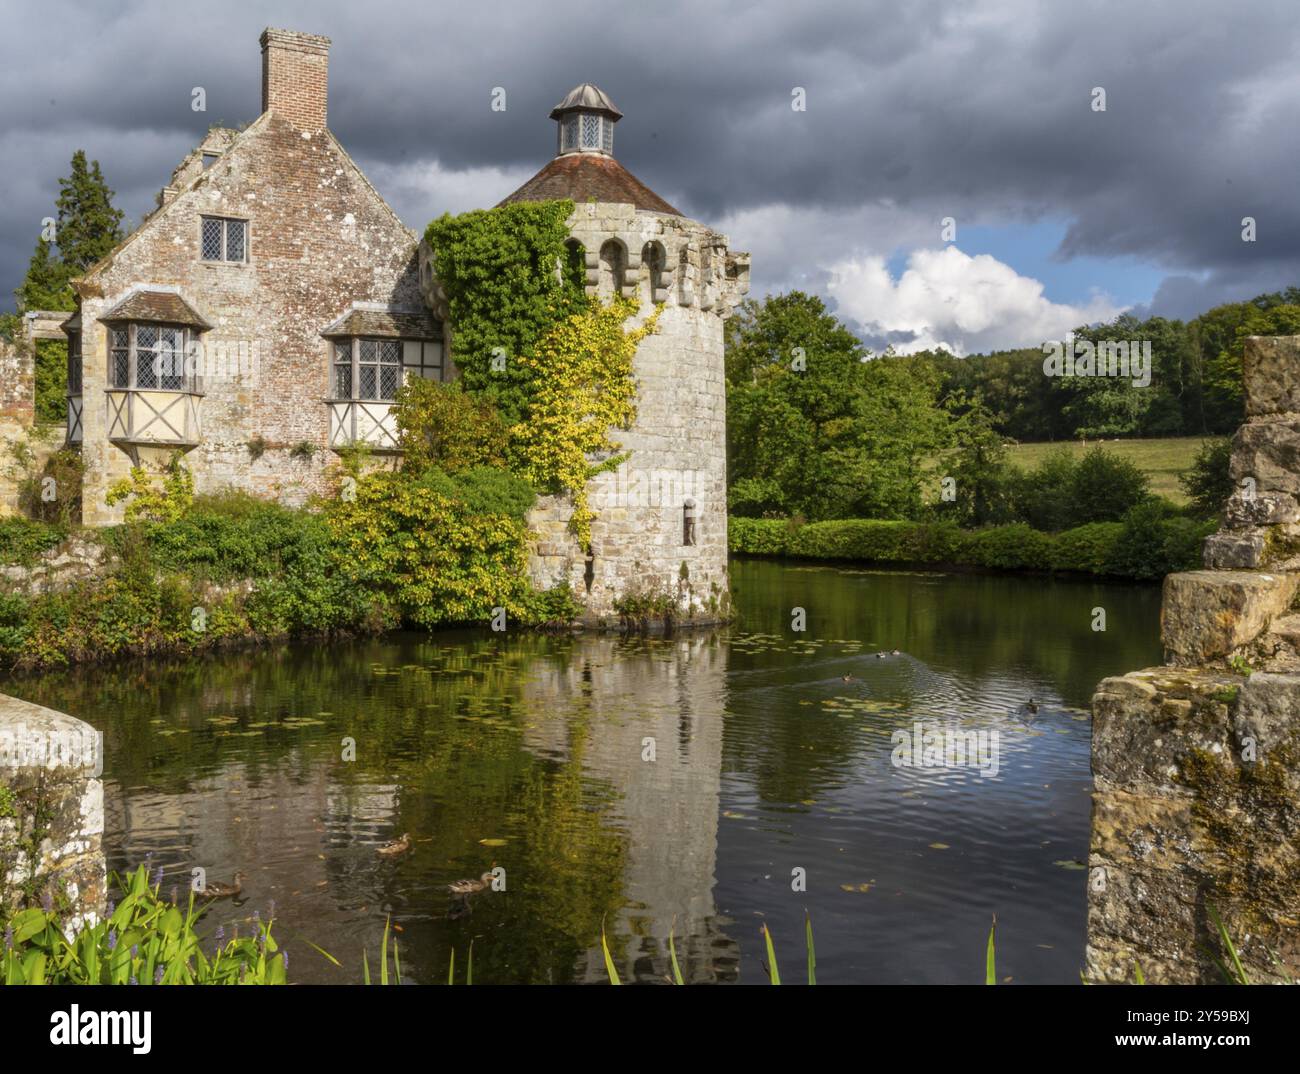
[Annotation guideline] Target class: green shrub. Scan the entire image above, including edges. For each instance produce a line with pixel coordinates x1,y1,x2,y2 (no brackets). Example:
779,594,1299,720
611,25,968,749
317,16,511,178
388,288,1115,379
1180,437,1233,520
325,471,534,628
1052,522,1123,574
394,378,509,474
1112,501,1212,580
0,517,67,566
416,465,536,520
1012,448,1079,531
729,513,1200,580
963,523,1054,570
727,517,794,555
1067,447,1151,525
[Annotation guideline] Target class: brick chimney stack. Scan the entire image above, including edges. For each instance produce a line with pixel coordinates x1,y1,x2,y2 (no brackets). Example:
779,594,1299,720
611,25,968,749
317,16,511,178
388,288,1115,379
260,28,331,130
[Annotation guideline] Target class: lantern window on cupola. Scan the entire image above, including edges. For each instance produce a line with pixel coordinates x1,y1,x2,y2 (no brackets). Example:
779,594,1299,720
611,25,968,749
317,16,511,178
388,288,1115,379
551,83,623,157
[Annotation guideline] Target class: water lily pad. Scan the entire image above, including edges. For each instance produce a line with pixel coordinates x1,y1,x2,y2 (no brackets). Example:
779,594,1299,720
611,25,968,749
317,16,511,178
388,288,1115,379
478,838,508,847
1053,859,1086,870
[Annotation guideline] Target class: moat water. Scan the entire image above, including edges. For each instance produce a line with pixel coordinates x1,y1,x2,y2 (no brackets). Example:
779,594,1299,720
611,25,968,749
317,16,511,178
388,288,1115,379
3,559,1162,983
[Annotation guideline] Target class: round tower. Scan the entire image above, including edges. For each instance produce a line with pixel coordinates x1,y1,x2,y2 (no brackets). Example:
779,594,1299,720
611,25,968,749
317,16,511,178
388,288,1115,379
430,84,750,624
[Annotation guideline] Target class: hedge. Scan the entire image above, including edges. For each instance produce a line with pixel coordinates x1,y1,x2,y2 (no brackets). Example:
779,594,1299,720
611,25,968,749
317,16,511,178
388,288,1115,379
728,513,1214,580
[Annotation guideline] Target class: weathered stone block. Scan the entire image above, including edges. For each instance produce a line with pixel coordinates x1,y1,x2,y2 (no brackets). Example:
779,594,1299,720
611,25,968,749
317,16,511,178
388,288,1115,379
1224,489,1299,527
1230,418,1300,495
1088,668,1300,982
0,693,106,933
1202,531,1265,569
1243,335,1300,417
1161,570,1298,665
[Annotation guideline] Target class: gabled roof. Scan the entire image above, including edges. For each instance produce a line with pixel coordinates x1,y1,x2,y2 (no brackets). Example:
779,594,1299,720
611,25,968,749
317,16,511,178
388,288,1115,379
102,289,211,329
74,112,417,292
321,307,442,340
498,153,681,215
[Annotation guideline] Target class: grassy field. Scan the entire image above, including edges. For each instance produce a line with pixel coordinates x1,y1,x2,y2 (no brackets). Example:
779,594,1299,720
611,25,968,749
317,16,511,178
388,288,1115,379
1005,436,1221,505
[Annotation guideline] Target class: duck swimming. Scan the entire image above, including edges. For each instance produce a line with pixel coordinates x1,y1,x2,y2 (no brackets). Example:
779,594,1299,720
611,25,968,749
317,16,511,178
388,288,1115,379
377,833,411,857
203,872,246,899
448,871,496,898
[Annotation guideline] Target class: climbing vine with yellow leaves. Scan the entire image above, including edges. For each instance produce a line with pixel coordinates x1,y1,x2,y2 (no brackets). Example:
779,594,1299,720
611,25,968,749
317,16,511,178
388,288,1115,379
421,204,662,551
508,296,660,549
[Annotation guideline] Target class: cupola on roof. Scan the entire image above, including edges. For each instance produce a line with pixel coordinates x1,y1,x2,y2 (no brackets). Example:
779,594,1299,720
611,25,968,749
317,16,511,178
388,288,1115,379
498,84,681,215
549,83,623,120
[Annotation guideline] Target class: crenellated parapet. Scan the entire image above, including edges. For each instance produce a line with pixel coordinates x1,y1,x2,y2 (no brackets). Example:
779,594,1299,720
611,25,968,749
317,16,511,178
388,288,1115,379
562,202,749,317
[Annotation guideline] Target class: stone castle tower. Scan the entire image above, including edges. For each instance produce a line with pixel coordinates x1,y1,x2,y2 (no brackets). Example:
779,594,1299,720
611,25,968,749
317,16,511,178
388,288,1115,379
422,84,750,624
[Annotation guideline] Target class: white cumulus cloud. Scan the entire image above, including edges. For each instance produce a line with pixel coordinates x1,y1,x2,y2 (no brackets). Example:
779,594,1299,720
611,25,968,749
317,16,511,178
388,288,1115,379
826,246,1125,356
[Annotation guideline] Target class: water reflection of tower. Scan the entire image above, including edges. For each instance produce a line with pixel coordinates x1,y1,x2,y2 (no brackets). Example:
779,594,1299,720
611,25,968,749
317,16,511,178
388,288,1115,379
521,634,739,983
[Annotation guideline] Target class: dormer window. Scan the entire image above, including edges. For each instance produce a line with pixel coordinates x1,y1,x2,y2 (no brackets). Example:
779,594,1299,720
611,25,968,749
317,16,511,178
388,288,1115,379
201,152,219,169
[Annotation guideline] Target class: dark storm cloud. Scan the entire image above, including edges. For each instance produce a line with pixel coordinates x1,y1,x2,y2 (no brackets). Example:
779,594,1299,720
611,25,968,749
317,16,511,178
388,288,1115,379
1,0,1297,317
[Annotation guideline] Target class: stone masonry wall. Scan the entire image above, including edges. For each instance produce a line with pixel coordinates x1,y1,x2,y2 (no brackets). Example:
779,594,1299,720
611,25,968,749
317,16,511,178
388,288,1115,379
1086,336,1300,983
1,317,72,518
76,32,421,524
523,203,749,623
0,692,105,934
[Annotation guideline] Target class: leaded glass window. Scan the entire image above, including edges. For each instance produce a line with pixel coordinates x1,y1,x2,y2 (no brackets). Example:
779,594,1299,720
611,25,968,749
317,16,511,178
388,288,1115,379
107,324,195,390
67,331,82,396
135,324,159,389
602,118,613,153
402,340,443,383
158,326,185,390
335,337,442,400
201,216,248,262
111,327,130,388
562,116,578,152
581,113,601,149
333,341,352,399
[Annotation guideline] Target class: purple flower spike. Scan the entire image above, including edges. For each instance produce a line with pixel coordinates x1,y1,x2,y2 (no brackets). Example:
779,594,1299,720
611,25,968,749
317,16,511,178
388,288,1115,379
4,924,12,951
214,924,225,941
129,975,138,985
282,948,288,971
131,944,138,959
107,929,118,950
153,865,164,888
41,891,53,912
154,965,164,984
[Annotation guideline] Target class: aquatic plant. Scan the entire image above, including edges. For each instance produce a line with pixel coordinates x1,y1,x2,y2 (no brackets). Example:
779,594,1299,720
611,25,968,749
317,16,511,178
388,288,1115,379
1,864,286,985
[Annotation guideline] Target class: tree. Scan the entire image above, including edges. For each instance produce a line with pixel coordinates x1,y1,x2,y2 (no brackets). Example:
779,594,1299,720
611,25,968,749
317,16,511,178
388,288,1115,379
725,292,953,521
15,237,73,312
53,150,124,276
10,150,125,424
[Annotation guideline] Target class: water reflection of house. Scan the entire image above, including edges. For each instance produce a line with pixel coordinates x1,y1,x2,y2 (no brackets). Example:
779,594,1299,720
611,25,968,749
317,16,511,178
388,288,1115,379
521,634,739,983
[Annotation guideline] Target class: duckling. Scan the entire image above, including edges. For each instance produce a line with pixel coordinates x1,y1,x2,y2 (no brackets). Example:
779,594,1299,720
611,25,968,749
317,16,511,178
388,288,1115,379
841,674,855,682
890,648,901,656
203,872,246,899
1026,698,1039,715
377,832,411,857
448,871,496,898
876,651,889,659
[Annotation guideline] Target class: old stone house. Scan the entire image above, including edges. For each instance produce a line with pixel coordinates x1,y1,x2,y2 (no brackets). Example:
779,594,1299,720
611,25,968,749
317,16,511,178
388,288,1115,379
7,27,749,619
